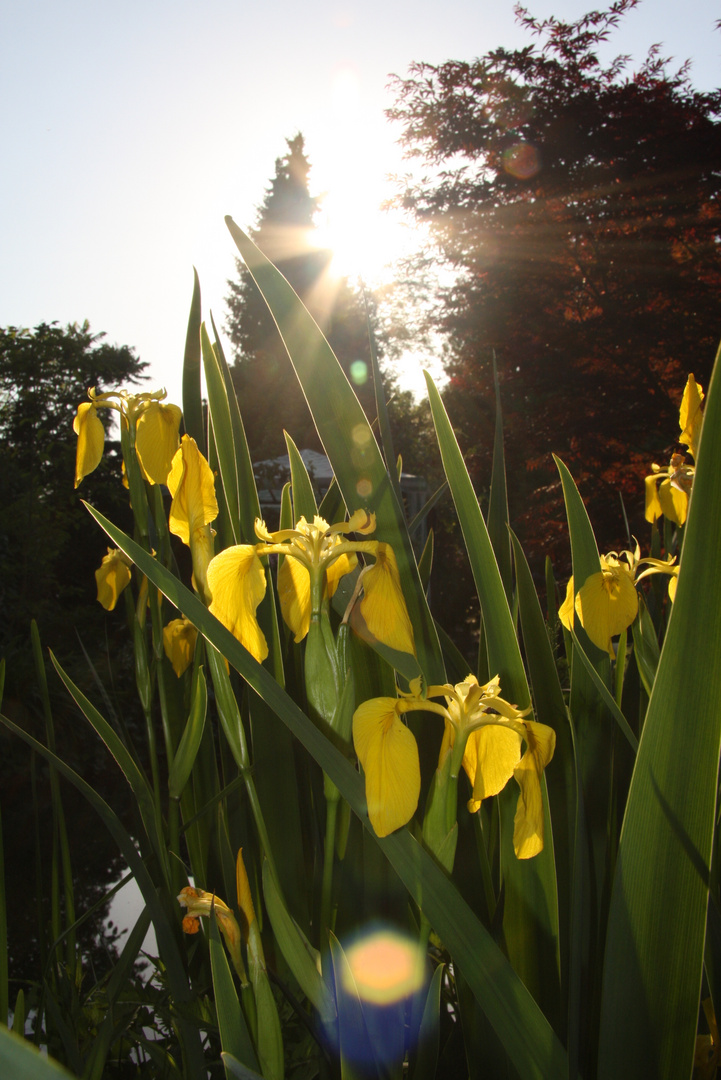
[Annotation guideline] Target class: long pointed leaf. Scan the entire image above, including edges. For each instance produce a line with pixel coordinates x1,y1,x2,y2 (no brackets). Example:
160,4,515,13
423,372,527,706
182,268,205,449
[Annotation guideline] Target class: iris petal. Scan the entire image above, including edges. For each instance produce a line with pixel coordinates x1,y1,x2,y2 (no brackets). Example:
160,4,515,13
163,618,198,677
326,548,357,598
575,565,638,655
466,725,523,810
74,403,105,488
360,543,415,655
679,373,704,461
95,548,132,611
278,556,311,642
644,474,664,523
657,478,687,526
167,436,219,543
353,698,420,837
207,546,268,662
513,721,556,859
135,402,182,485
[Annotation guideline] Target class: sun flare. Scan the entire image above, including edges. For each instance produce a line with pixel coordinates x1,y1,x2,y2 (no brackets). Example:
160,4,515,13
314,188,412,284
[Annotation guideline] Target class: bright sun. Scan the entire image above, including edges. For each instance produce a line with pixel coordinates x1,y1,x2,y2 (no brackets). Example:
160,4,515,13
314,186,414,285
309,134,439,398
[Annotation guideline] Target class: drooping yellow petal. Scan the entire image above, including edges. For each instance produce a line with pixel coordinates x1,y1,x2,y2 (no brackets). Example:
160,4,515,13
73,402,106,488
163,617,198,677
353,697,420,837
359,543,415,655
657,477,687,526
644,474,664,523
278,555,311,642
575,564,638,656
679,373,704,461
668,567,679,603
207,546,268,662
135,401,182,485
465,724,523,811
326,548,357,598
167,436,219,544
512,721,556,859
558,576,575,632
95,548,132,611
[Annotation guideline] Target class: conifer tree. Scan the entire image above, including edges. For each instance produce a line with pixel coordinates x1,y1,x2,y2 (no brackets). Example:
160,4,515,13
226,134,380,460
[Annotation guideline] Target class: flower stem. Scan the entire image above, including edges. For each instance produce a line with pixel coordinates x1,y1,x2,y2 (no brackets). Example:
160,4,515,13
320,792,339,942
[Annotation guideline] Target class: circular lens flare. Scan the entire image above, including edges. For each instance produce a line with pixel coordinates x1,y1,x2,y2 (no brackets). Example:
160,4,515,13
343,929,425,1005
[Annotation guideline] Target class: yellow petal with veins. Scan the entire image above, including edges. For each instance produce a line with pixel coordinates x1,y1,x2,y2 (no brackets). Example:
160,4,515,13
359,543,415,655
575,564,638,656
73,402,105,488
466,724,523,810
657,477,687,526
278,555,311,642
135,401,182,485
207,546,268,662
513,721,556,859
353,697,420,837
167,436,218,544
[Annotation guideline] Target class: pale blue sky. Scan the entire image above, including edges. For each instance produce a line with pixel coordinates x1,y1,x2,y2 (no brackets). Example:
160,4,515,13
1,0,719,405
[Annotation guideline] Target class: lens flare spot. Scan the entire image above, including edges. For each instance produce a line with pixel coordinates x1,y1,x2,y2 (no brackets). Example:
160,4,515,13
352,424,372,447
356,477,373,499
350,360,368,386
502,142,540,179
343,930,425,1005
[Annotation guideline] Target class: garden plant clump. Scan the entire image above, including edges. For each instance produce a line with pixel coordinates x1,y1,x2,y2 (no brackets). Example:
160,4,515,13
0,217,719,1080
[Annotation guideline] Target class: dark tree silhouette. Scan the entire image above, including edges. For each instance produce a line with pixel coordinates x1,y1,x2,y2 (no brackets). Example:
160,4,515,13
388,0,721,565
226,134,382,460
0,321,145,674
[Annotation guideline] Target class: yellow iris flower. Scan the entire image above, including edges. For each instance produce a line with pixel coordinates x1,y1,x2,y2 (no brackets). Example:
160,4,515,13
95,547,132,610
645,374,703,526
353,674,555,858
73,387,182,488
163,617,198,677
559,542,676,656
206,510,415,665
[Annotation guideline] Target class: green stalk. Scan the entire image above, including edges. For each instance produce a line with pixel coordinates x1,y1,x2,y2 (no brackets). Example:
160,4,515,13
206,647,285,902
320,796,339,940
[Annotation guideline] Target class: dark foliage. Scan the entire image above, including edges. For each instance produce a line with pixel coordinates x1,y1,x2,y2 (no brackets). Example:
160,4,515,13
0,321,148,983
388,0,721,569
0,321,145,677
